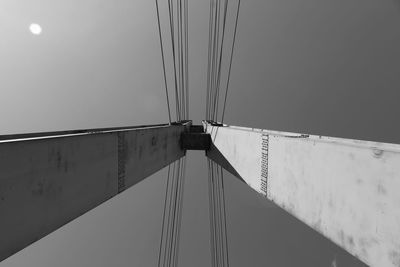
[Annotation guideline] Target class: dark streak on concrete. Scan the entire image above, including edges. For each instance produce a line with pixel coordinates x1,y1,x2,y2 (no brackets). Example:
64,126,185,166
163,134,168,150
56,150,62,170
372,148,384,158
328,197,334,209
377,182,387,195
151,136,157,146
339,230,345,246
358,237,377,259
32,180,44,196
285,134,310,139
138,146,143,159
389,250,400,266
347,236,355,248
30,178,60,199
64,161,69,173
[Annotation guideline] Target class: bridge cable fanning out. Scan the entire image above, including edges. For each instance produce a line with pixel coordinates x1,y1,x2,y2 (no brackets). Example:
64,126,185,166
208,159,230,267
158,157,187,267
155,0,189,123
155,1,190,266
206,0,241,124
154,0,241,265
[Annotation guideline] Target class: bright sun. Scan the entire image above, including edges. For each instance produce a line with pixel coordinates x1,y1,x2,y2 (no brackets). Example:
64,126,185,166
29,23,42,35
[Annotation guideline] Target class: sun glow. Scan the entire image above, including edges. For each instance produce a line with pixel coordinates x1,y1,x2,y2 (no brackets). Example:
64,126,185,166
29,23,42,35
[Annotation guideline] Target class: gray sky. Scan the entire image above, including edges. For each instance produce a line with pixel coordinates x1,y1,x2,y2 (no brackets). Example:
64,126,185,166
1,0,399,266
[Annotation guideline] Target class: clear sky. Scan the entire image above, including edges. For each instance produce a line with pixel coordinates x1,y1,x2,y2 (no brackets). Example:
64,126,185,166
0,0,399,266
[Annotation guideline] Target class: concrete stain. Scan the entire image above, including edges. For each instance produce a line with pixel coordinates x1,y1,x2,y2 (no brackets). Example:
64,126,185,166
328,197,335,209
64,160,69,173
32,180,44,196
377,182,387,195
339,230,345,246
151,136,157,146
347,236,355,248
372,148,384,158
138,146,143,159
358,237,376,258
389,250,400,266
31,176,60,199
163,136,168,150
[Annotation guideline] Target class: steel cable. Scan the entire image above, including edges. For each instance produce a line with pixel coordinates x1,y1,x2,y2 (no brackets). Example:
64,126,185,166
214,0,229,122
208,160,230,267
167,0,181,121
158,165,171,267
221,0,241,124
155,0,172,124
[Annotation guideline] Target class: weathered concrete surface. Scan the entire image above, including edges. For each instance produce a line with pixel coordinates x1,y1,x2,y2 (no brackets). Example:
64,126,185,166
204,121,400,267
0,122,189,262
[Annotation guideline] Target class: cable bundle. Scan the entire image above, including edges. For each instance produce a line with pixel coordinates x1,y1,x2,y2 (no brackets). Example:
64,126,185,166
208,159,229,267
154,1,242,265
155,0,189,123
206,0,241,124
158,158,187,267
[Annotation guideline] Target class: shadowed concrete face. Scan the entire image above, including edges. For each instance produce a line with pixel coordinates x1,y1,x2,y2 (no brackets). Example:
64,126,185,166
206,142,243,182
0,123,189,261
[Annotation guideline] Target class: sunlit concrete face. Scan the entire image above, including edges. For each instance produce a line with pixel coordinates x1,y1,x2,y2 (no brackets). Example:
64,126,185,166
205,122,400,267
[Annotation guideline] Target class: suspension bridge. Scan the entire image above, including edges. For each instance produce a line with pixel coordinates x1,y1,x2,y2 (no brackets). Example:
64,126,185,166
1,1,400,267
